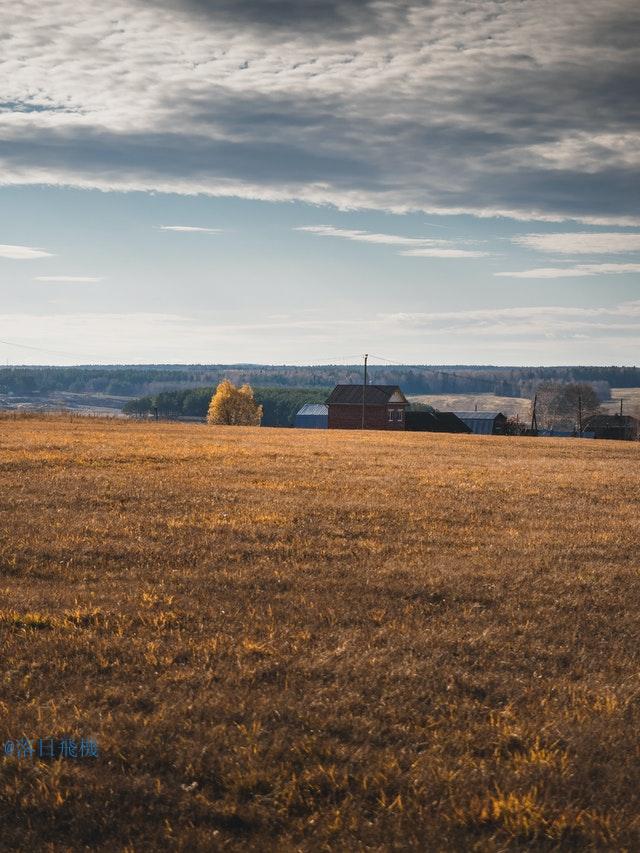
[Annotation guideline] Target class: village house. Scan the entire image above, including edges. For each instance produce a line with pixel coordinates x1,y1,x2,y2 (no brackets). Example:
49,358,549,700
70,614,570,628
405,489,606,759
583,413,639,441
326,384,408,430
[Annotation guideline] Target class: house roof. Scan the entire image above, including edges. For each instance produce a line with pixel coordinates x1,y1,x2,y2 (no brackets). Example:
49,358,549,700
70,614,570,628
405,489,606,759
583,413,638,428
295,404,328,417
435,412,473,433
451,410,507,435
405,410,471,433
450,411,506,420
326,384,408,406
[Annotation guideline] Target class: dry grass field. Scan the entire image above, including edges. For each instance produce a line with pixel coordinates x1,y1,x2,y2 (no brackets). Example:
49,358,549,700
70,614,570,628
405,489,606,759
1,415,640,851
605,388,640,417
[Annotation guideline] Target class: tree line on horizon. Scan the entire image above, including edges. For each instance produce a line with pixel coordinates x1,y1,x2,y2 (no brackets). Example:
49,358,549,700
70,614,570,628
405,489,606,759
1,364,638,399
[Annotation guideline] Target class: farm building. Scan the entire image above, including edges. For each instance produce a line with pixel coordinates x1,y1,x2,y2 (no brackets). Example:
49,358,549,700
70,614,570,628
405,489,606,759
451,411,508,435
294,403,328,429
326,384,408,430
582,413,639,441
405,411,471,434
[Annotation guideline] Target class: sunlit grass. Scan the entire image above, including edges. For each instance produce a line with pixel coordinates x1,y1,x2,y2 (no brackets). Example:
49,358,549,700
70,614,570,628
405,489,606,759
1,414,639,850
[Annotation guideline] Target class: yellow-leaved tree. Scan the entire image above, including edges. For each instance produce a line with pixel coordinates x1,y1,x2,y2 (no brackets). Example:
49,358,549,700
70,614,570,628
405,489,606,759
207,380,263,426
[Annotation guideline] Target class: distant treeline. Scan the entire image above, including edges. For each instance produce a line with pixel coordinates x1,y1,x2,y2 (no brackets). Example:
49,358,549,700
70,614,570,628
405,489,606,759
124,387,332,427
2,364,639,398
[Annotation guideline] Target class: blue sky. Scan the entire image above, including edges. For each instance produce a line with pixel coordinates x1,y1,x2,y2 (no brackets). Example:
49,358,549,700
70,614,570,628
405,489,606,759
1,0,639,365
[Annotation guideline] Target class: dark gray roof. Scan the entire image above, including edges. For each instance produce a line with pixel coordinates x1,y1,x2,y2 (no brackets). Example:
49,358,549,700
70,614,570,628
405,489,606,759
326,384,407,406
405,411,471,433
450,411,506,420
451,410,507,435
583,414,638,427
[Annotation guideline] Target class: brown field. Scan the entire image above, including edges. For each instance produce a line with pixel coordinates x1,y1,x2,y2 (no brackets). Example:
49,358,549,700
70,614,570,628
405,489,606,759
604,387,640,417
1,415,640,851
408,393,532,419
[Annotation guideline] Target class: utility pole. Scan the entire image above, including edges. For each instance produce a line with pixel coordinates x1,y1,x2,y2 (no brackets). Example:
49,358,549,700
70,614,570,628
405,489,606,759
531,393,538,434
361,353,368,430
578,393,583,437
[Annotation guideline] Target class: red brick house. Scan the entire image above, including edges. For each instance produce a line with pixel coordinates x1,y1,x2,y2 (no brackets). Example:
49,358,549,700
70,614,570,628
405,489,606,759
326,384,408,430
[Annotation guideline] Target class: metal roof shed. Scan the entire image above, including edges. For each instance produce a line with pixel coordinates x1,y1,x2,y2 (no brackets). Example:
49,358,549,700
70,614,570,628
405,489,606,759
294,403,328,429
451,411,508,435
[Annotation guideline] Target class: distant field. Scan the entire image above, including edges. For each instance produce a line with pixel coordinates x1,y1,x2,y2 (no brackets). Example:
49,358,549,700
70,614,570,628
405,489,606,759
604,387,640,416
0,391,132,416
1,416,639,850
409,392,532,419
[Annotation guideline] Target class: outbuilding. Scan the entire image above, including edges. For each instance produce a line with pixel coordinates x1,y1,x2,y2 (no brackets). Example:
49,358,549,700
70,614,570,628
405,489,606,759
294,403,328,429
451,411,508,435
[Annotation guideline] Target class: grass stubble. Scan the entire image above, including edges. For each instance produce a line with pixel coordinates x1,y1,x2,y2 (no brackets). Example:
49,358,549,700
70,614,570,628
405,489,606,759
0,414,639,851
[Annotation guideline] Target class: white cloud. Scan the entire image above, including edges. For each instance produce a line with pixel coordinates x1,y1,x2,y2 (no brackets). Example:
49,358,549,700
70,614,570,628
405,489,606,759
0,0,638,223
495,263,640,278
512,232,640,254
295,225,490,258
0,244,53,260
34,276,102,282
383,300,640,342
295,225,435,246
158,225,223,233
2,299,639,365
401,248,491,259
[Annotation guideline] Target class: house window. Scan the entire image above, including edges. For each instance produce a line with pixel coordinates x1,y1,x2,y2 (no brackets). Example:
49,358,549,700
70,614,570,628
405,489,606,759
388,409,394,422
397,409,403,422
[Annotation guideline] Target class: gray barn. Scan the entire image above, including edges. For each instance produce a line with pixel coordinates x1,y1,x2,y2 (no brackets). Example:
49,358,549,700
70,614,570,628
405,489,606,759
451,411,508,435
294,403,328,429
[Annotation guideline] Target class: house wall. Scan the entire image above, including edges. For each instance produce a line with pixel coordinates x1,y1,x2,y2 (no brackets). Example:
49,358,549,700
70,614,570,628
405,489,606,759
492,415,508,435
328,404,406,430
593,425,636,441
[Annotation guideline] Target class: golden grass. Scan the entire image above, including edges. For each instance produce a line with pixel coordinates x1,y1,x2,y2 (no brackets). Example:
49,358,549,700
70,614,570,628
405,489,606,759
1,414,639,851
605,387,640,417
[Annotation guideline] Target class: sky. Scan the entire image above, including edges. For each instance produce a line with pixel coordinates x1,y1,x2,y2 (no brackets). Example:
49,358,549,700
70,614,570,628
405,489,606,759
1,0,639,366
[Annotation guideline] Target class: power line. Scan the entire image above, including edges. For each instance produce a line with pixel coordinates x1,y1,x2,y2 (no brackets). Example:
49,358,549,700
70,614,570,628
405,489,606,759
367,353,511,390
0,338,88,359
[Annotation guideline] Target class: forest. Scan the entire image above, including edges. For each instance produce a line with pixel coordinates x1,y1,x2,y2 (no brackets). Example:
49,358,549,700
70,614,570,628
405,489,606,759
1,363,637,398
123,386,332,427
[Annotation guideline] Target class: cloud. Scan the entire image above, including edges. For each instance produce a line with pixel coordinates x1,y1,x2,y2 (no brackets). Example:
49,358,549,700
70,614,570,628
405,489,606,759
1,0,639,223
387,301,640,326
295,225,435,246
295,225,490,257
149,0,394,39
495,263,640,278
384,300,640,340
401,248,490,259
34,276,102,282
0,244,53,260
3,299,639,365
512,232,640,254
158,225,223,233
